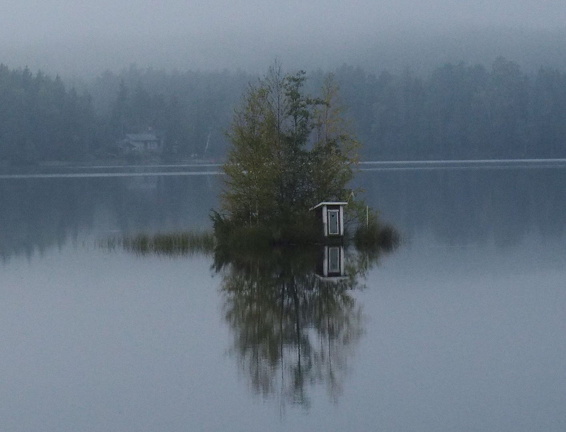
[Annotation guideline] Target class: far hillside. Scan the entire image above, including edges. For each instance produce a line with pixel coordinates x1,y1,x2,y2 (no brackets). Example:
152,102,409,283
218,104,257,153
2,57,566,164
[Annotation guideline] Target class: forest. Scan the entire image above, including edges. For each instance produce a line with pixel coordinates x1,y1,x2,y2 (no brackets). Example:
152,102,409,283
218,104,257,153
1,57,566,164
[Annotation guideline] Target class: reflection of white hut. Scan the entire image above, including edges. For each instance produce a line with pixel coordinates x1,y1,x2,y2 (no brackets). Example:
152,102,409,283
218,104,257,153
310,201,348,238
316,246,347,281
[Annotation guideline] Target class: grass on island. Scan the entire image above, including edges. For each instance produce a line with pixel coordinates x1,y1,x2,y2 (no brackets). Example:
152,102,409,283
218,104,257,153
100,216,400,259
102,231,215,256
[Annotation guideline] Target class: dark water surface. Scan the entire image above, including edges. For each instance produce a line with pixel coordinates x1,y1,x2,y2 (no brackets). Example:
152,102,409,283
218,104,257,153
1,162,565,431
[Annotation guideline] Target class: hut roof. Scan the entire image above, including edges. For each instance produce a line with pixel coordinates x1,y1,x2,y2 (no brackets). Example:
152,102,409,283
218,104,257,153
309,201,348,211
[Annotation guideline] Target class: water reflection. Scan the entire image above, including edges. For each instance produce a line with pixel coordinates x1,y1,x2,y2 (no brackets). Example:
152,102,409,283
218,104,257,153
97,216,397,410
359,167,566,246
213,245,390,408
0,174,218,262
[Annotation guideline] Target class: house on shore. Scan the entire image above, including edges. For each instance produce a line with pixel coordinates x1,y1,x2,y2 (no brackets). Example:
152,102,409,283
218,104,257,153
118,131,164,155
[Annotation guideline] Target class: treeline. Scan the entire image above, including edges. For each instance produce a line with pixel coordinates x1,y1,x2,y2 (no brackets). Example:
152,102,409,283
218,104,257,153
334,57,566,159
2,58,566,163
0,64,248,162
0,65,96,163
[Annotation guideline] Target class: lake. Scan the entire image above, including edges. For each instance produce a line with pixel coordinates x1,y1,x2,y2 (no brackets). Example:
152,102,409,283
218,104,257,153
1,161,565,432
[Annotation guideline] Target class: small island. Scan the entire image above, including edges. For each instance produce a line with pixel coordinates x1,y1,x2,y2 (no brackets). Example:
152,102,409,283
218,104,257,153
212,63,396,250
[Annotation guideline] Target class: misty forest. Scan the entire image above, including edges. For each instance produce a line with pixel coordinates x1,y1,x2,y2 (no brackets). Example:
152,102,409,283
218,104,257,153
2,57,566,164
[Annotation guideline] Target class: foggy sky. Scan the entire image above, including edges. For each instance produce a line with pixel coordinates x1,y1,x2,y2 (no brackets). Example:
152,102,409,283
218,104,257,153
2,0,566,76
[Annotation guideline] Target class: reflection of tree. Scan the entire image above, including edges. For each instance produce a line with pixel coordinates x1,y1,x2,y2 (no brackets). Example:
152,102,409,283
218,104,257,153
359,167,566,247
0,178,95,262
215,247,377,408
0,174,218,262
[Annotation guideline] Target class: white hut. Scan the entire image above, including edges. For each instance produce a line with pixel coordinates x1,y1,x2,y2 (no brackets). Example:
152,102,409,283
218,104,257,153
310,201,348,238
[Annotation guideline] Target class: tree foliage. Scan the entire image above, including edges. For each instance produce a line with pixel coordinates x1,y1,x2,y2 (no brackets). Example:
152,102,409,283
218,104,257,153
218,65,361,241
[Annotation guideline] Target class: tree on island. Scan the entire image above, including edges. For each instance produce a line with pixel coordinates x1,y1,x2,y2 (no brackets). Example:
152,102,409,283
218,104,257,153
213,63,388,246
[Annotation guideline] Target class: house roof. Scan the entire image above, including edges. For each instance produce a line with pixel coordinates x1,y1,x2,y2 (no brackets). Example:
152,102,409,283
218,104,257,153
309,201,348,211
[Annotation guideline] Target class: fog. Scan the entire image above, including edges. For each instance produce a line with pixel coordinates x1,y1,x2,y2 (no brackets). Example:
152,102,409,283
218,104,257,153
2,0,566,76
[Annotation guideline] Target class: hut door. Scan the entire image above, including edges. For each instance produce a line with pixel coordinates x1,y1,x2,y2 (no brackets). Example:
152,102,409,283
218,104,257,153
328,209,340,235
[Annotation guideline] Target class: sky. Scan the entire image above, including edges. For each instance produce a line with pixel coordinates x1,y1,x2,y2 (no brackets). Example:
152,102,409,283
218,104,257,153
2,0,566,75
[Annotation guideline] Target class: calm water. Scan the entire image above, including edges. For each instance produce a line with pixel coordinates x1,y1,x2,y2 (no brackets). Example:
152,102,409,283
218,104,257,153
1,162,565,432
